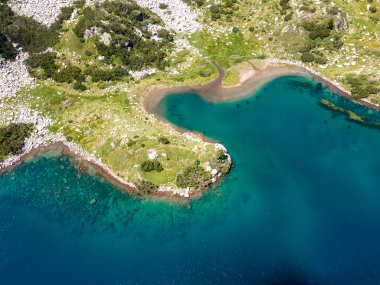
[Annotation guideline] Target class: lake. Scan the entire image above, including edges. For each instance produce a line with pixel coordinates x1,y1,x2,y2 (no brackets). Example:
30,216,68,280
1,76,380,284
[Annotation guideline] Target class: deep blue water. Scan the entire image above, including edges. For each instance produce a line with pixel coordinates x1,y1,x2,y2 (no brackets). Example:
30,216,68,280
2,76,380,284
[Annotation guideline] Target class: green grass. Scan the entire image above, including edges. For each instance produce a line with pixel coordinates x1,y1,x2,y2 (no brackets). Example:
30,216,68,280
222,69,240,87
190,31,256,68
21,81,222,188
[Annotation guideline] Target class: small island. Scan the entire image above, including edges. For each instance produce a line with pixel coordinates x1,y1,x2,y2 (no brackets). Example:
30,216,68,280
0,0,379,198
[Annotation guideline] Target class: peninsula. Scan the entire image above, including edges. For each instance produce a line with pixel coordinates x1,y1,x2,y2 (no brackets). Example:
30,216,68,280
0,0,379,198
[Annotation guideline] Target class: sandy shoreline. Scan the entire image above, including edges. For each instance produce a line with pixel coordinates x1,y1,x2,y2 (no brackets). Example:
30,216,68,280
144,60,380,113
2,60,379,200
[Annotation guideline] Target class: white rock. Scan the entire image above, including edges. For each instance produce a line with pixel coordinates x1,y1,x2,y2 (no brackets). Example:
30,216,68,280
0,52,35,99
134,0,202,34
147,149,159,159
9,0,76,27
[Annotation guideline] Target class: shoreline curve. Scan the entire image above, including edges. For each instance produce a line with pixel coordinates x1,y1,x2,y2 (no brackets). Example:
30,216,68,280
1,60,379,200
144,60,380,113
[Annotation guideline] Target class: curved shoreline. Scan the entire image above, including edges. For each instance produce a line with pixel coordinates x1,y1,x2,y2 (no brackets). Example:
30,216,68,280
144,60,380,113
0,141,140,194
2,60,379,200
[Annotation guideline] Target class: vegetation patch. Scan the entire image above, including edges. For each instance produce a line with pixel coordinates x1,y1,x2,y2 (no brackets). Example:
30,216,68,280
0,2,74,56
191,31,255,68
176,161,212,189
222,69,240,87
135,179,158,195
0,123,34,161
345,74,380,99
141,160,164,172
0,31,16,60
74,0,174,71
158,137,170,144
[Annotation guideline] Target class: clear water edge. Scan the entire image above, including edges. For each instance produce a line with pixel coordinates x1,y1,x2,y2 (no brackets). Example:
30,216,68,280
1,76,380,284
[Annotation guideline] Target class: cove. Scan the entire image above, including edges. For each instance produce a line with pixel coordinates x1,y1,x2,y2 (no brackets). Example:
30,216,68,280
2,76,380,284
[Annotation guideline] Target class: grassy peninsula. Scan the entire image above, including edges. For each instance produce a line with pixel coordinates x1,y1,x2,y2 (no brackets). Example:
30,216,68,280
0,0,379,197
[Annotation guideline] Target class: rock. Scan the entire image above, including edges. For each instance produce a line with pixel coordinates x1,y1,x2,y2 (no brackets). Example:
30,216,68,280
9,0,76,27
333,13,348,31
134,0,203,34
0,52,35,99
147,149,159,159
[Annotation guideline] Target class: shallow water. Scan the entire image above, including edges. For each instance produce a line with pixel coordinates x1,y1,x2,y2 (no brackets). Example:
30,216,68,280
2,76,380,284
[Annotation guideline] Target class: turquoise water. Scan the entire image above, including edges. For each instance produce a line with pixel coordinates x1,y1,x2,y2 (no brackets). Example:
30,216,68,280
2,76,380,284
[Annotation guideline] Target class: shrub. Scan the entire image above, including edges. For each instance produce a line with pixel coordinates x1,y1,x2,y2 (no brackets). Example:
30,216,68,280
300,52,315,63
0,4,73,54
159,3,168,9
210,5,220,14
284,13,292,21
176,163,212,189
52,64,83,83
0,123,34,160
0,3,13,30
0,32,16,60
217,150,228,161
302,18,333,40
314,55,327,65
141,160,164,172
157,29,174,41
232,26,239,33
74,1,173,73
73,81,87,91
135,179,158,194
195,0,205,7
346,74,380,99
26,52,58,78
85,66,128,82
369,6,377,13
298,41,316,53
4,16,53,53
279,0,291,10
200,70,211,77
158,137,170,144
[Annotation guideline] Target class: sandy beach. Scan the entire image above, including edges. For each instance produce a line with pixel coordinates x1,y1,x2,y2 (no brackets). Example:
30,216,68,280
144,60,380,113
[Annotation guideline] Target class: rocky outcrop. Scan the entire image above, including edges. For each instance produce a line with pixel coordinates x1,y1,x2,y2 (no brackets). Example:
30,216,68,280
0,53,35,98
333,13,348,31
134,0,203,33
9,0,75,26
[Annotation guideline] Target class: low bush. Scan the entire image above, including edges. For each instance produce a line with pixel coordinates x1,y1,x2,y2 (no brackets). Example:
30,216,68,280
52,64,83,83
141,160,164,172
74,0,173,72
159,3,168,9
84,66,128,82
0,123,34,161
217,150,228,161
0,32,16,60
369,6,377,13
346,74,380,99
314,55,327,65
195,0,205,7
284,13,292,21
176,163,212,189
135,179,158,194
302,18,333,40
158,137,170,144
300,52,315,63
279,0,291,10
